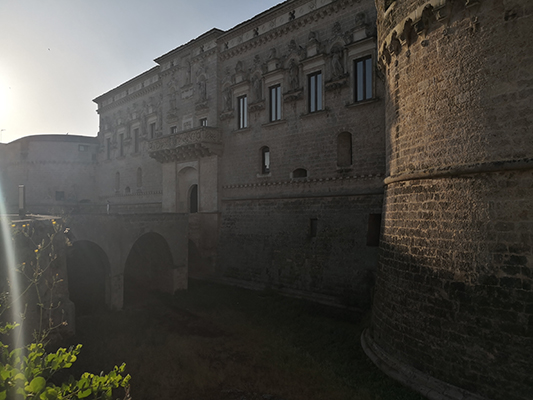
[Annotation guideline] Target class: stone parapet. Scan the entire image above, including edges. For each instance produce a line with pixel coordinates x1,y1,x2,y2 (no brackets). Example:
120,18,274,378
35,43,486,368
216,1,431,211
148,127,222,163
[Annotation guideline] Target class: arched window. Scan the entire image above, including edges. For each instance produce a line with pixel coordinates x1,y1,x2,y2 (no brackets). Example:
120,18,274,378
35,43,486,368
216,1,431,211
292,168,307,178
337,132,352,167
124,186,131,194
115,172,120,193
189,184,198,214
136,167,143,188
261,146,270,174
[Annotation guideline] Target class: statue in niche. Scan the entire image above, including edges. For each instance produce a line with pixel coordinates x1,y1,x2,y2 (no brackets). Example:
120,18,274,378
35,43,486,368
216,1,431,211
288,39,298,53
308,31,319,44
235,60,244,73
268,48,277,60
252,75,262,102
223,87,232,111
331,47,344,78
288,59,299,90
198,79,207,102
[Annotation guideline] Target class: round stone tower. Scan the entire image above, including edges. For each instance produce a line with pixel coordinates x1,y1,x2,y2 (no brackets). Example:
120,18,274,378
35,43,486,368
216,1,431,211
363,1,533,400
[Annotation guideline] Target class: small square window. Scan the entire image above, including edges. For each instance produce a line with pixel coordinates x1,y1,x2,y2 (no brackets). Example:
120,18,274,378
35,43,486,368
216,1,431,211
269,85,281,122
308,71,323,113
200,118,207,126
170,126,178,135
238,95,248,129
354,56,373,102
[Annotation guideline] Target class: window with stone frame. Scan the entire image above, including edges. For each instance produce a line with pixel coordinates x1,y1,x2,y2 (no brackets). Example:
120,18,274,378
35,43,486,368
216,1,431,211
261,146,270,174
308,71,323,113
149,122,156,139
237,95,248,129
189,184,198,213
200,118,207,127
269,85,281,122
354,56,373,102
170,126,178,135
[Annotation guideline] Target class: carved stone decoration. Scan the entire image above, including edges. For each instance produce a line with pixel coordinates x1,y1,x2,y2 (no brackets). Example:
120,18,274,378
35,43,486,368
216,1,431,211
288,58,300,91
354,12,366,29
388,31,402,56
251,74,262,103
307,31,322,57
332,21,342,37
197,77,207,103
222,86,233,112
330,46,345,79
267,48,280,72
400,19,414,47
414,5,434,37
381,43,391,66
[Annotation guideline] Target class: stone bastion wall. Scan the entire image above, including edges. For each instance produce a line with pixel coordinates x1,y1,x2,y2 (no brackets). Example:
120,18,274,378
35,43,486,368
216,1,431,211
364,1,533,400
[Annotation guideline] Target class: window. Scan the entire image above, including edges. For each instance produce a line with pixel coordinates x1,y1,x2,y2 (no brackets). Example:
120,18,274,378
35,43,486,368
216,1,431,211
170,126,178,135
78,144,89,152
238,95,248,129
119,134,124,157
200,118,207,126
149,122,156,139
292,168,307,178
269,85,281,121
308,71,323,113
261,147,270,174
106,138,111,160
189,184,198,213
354,56,373,102
124,186,131,194
337,132,352,167
133,128,139,153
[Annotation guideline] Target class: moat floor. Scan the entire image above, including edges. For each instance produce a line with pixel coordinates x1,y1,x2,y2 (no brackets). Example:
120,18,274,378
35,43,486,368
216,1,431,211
65,280,423,400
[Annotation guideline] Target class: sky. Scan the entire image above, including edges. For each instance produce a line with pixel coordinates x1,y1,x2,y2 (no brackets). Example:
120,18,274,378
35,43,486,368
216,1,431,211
0,0,283,144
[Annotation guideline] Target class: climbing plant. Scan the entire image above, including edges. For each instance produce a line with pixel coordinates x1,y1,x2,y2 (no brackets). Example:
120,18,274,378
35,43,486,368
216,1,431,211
0,217,131,400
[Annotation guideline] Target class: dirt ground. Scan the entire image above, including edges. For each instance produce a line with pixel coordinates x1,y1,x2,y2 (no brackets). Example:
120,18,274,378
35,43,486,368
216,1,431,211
62,281,423,400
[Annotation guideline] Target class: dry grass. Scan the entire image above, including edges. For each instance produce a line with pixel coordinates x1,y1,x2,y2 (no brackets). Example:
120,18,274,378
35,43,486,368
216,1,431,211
62,280,424,400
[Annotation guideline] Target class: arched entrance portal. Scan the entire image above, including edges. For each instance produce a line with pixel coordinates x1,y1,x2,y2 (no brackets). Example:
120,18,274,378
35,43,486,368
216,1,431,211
123,233,174,307
66,241,109,316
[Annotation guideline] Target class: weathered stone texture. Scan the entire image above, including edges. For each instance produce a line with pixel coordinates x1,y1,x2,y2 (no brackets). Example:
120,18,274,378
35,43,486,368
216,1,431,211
369,0,533,399
218,193,383,308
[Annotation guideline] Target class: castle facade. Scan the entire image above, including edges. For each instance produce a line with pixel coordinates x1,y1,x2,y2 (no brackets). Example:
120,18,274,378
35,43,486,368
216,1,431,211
1,1,531,399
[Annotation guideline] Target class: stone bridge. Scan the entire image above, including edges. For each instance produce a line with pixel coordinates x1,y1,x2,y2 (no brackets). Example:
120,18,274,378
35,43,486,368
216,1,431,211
65,213,188,311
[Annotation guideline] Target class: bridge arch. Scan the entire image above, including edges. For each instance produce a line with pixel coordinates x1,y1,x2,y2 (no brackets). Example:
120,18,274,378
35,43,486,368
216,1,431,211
123,232,174,308
66,240,109,315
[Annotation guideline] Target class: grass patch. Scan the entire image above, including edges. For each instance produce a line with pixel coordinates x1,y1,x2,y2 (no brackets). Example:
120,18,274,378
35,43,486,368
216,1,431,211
64,280,424,400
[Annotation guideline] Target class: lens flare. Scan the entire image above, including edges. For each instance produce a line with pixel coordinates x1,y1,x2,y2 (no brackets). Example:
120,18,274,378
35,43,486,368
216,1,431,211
0,184,24,349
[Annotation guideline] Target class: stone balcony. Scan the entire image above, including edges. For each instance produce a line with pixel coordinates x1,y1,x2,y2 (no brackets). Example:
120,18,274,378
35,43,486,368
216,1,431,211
148,126,222,163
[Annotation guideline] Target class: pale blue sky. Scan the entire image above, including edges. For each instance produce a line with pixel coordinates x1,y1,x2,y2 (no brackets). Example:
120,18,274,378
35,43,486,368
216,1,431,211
0,0,282,143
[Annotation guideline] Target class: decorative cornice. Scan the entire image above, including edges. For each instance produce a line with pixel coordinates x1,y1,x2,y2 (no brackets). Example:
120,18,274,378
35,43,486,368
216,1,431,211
219,0,358,61
222,172,384,189
97,81,162,114
378,0,482,69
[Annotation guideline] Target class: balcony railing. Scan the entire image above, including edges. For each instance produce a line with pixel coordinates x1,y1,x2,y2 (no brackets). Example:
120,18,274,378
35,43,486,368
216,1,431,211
148,126,222,163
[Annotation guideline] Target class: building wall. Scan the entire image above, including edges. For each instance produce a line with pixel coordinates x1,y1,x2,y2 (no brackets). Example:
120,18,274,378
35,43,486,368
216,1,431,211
94,67,164,214
1,135,99,214
366,1,533,399
216,0,385,306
